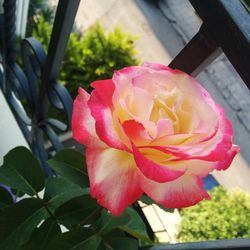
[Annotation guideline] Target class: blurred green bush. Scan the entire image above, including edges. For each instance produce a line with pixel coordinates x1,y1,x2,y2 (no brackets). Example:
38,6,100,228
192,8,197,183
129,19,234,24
32,15,140,97
177,186,250,242
27,0,54,36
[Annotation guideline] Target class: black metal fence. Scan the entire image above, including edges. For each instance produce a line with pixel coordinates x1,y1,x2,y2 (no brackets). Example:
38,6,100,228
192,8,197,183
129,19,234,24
170,0,250,88
0,0,249,249
0,0,80,175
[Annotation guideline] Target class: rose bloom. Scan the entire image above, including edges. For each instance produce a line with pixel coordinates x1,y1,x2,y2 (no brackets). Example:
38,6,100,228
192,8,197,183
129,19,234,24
72,63,239,216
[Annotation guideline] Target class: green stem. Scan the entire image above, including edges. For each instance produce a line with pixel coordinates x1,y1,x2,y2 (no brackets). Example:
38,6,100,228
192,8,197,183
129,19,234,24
34,192,60,226
43,202,61,225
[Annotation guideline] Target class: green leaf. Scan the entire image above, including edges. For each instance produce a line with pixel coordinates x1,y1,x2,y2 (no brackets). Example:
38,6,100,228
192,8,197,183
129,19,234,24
11,188,25,197
21,218,61,250
0,198,49,250
101,229,126,249
98,210,131,235
47,149,89,188
44,177,89,212
140,195,174,213
119,207,151,243
104,238,138,250
104,228,127,239
0,186,13,210
55,195,101,227
0,147,45,195
47,227,101,250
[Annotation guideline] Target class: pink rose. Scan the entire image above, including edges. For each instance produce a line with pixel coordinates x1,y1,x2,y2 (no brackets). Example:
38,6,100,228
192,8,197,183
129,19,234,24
72,63,239,215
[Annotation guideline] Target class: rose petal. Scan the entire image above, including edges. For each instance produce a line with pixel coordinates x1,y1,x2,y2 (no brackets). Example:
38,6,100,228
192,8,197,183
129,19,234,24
112,67,138,102
152,133,201,146
142,62,175,72
140,64,219,133
122,120,151,143
145,109,234,162
156,119,174,138
131,69,171,94
132,142,185,183
184,160,215,176
89,88,129,151
185,111,233,161
215,144,240,171
119,86,154,124
87,147,143,215
131,87,154,122
72,88,103,147
91,79,115,107
112,65,170,102
140,174,210,208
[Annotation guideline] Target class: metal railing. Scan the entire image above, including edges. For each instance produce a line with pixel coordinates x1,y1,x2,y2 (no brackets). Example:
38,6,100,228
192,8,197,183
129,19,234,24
0,0,80,175
142,238,250,250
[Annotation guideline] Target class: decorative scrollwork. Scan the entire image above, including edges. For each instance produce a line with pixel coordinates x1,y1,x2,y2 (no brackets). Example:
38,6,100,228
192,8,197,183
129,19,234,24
0,0,80,175
22,37,72,149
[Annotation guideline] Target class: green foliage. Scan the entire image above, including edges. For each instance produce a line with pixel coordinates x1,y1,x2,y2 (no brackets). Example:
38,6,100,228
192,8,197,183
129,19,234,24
47,148,89,188
31,15,51,51
23,218,61,250
46,227,102,250
68,22,139,93
98,209,131,235
0,147,45,196
26,0,54,36
0,198,48,250
54,195,100,228
0,186,13,210
103,237,138,250
0,147,152,250
32,17,139,97
43,177,89,212
177,186,250,242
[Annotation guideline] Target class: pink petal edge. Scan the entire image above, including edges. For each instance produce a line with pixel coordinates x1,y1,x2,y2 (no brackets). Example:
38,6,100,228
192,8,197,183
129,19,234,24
88,87,129,151
72,87,102,147
140,174,210,208
122,120,151,143
87,147,143,215
215,144,240,171
132,142,185,183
